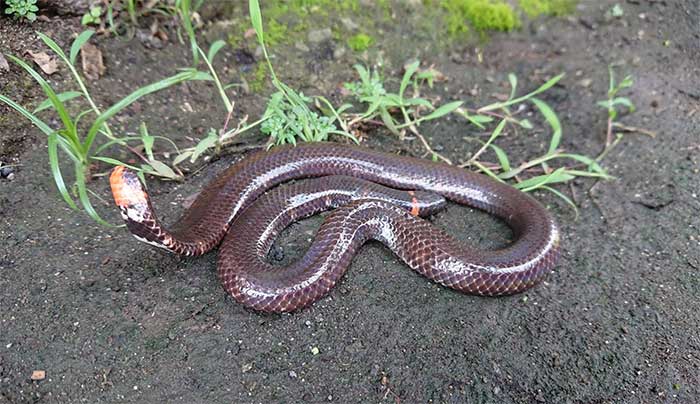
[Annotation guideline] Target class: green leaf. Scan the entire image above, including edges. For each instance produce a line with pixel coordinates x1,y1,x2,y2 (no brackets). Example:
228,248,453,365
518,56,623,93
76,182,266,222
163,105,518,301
472,161,505,183
400,60,419,99
516,118,533,129
380,107,400,136
6,54,79,148
69,30,95,65
173,151,193,165
190,130,218,162
92,156,142,171
515,168,574,191
148,159,179,179
609,97,635,111
420,101,463,122
207,40,226,62
36,32,68,61
489,143,511,172
480,73,565,112
33,91,83,113
84,70,197,154
0,93,54,136
48,132,79,210
75,163,114,227
140,123,155,160
531,97,562,155
508,73,518,100
249,0,264,46
542,185,578,218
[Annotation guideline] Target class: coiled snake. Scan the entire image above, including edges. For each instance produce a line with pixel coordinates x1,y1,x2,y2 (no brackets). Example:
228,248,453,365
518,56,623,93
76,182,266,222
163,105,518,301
110,142,561,312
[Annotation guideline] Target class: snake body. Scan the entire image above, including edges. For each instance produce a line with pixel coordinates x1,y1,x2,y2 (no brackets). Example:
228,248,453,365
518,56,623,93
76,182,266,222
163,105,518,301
110,142,561,312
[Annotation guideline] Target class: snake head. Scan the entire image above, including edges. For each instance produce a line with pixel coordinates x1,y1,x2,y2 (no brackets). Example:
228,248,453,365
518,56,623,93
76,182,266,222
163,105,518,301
109,165,160,229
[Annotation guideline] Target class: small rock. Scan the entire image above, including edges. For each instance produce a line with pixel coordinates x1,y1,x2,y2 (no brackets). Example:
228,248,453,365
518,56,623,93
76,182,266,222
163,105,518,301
308,28,332,44
295,42,310,53
340,17,358,31
333,47,346,59
0,166,14,179
0,53,9,72
31,370,45,381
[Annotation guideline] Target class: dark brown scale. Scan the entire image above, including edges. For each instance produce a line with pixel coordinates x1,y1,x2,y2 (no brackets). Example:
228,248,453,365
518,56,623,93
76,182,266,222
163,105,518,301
112,142,562,312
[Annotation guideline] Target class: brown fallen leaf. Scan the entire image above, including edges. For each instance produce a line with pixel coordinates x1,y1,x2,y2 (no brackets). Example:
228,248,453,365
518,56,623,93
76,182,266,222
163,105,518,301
31,370,46,380
26,50,58,75
0,53,9,73
80,42,105,81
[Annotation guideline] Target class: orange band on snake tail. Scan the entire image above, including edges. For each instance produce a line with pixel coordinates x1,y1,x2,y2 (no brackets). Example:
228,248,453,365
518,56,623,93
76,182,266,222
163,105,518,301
407,190,420,216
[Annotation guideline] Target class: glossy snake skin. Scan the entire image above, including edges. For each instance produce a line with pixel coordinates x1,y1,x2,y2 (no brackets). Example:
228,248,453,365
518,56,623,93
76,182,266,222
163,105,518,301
110,142,561,312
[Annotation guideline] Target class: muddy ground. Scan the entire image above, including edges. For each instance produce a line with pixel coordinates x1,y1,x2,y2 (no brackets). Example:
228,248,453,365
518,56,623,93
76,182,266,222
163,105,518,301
1,0,699,403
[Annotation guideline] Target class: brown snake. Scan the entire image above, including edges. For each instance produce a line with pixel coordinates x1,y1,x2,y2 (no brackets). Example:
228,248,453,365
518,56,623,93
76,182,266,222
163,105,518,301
110,142,561,312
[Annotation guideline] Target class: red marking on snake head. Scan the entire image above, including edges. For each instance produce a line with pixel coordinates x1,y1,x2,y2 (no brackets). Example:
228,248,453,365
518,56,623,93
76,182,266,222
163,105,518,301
110,166,147,208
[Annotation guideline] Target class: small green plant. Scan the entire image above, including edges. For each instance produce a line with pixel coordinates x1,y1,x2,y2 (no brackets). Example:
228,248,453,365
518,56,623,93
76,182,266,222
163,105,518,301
597,65,635,146
81,5,102,26
453,73,614,215
173,40,265,164
249,0,358,147
344,62,463,150
4,0,38,22
347,33,374,52
0,31,205,224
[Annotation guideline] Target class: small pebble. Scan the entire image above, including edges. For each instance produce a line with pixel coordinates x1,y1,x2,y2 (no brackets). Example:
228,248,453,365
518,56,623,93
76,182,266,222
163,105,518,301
0,166,13,178
31,370,45,381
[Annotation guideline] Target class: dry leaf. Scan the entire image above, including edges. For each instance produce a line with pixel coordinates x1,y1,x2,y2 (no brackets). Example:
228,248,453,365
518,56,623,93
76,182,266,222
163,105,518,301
80,42,105,81
0,53,9,73
31,370,46,380
26,51,58,75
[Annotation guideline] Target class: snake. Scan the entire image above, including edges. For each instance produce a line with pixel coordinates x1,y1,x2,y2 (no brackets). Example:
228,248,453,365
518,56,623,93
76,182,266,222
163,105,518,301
109,142,561,312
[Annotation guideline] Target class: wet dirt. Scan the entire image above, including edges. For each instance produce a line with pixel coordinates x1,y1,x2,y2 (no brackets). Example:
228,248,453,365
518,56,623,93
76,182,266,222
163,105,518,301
1,1,699,403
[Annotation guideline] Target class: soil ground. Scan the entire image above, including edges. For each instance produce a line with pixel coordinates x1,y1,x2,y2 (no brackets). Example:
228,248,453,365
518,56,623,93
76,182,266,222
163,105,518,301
1,1,699,403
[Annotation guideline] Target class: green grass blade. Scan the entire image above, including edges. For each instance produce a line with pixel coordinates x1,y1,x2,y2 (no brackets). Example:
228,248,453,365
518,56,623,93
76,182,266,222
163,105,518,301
33,91,83,113
508,73,518,100
531,97,562,155
420,101,463,122
489,143,511,172
179,0,198,65
48,132,79,210
69,30,95,65
480,73,565,112
516,167,574,192
249,0,264,46
400,61,419,99
92,156,141,171
6,54,78,142
0,93,54,136
74,163,114,226
207,40,226,62
472,161,506,183
36,32,68,61
542,185,579,218
84,70,196,153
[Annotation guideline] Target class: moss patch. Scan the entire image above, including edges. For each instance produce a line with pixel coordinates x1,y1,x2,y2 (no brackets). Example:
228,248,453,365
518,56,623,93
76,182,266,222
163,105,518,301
518,0,577,18
347,33,374,52
439,0,520,37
